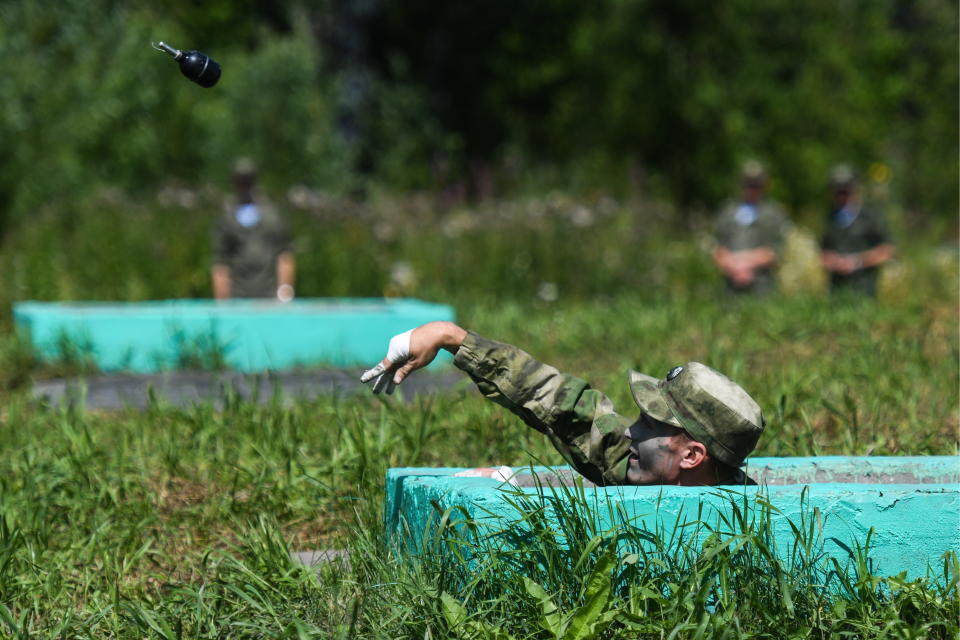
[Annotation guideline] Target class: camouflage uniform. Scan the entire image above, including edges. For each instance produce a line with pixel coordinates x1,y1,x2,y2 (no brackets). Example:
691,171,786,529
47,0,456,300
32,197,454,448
821,205,890,296
714,201,792,294
454,331,759,486
214,199,292,299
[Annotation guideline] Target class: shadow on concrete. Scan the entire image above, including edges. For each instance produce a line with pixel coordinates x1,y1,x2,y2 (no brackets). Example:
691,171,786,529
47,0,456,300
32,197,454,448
32,369,466,410
509,460,957,487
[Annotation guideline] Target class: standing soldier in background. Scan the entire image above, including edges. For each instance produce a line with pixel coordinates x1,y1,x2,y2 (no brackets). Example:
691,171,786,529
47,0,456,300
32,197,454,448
212,159,296,302
712,162,792,295
820,165,895,296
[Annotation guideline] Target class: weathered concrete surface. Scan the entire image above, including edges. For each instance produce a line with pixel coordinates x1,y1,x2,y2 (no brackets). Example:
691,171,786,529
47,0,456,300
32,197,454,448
290,549,351,576
32,369,465,410
14,298,454,373
748,456,959,485
386,457,960,580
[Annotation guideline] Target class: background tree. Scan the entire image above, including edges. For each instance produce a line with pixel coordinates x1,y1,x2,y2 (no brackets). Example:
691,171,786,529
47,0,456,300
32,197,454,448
0,0,955,224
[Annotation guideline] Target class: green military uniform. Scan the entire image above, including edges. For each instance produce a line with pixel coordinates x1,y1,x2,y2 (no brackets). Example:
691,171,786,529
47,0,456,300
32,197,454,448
214,199,291,299
821,205,889,296
714,201,792,294
453,331,758,486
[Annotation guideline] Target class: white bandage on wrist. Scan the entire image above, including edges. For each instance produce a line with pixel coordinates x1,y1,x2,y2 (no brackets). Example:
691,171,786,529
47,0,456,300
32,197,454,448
359,328,415,394
385,329,413,364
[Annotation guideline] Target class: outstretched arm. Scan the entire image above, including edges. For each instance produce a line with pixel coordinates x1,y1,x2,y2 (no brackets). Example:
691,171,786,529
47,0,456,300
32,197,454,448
360,322,634,485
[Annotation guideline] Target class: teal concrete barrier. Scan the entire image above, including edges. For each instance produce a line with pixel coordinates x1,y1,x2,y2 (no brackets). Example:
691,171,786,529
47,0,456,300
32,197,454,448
386,456,960,580
14,298,455,373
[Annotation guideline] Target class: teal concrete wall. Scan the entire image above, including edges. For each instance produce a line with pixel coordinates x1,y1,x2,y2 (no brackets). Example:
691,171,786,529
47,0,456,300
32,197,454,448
386,457,960,580
14,298,455,372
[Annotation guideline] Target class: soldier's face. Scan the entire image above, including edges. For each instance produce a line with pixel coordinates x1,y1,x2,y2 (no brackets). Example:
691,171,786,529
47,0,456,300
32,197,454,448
625,414,688,485
233,174,257,198
832,186,854,208
741,181,764,204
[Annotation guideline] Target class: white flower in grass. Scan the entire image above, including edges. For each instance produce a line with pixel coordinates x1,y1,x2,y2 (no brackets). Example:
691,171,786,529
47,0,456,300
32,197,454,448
571,206,595,228
537,282,559,303
287,185,314,209
373,222,396,242
442,212,477,239
390,261,417,291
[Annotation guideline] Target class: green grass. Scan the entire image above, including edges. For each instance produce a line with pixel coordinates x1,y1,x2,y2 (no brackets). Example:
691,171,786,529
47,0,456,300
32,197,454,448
395,482,958,640
0,194,956,637
0,291,957,637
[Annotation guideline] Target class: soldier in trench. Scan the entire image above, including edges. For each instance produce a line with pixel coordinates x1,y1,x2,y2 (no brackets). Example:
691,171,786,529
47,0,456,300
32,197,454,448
361,322,764,487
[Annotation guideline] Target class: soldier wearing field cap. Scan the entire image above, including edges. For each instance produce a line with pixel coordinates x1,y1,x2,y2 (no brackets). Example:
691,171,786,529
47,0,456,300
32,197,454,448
820,165,895,296
713,161,793,295
361,322,764,486
212,158,296,302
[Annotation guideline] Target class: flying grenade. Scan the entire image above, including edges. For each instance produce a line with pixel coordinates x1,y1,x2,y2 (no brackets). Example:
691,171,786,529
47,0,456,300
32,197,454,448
154,41,221,88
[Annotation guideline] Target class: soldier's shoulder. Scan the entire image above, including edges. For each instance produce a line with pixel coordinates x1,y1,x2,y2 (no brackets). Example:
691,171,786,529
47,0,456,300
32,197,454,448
716,201,739,217
759,199,789,217
256,197,280,213
713,202,739,230
859,204,887,221
215,206,237,228
258,199,287,224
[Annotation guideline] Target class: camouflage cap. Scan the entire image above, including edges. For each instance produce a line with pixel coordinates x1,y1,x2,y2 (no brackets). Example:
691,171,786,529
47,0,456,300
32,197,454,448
740,160,767,186
829,164,857,188
233,156,258,178
628,363,764,467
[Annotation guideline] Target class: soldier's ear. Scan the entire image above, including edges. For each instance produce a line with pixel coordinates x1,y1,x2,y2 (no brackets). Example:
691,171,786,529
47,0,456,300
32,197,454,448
677,440,708,470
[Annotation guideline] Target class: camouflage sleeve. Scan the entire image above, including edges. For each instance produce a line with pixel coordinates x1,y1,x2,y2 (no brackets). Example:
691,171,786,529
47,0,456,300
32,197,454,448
714,205,735,247
820,217,836,250
213,214,233,265
865,208,891,247
771,204,793,251
258,202,292,254
453,331,634,485
273,208,293,254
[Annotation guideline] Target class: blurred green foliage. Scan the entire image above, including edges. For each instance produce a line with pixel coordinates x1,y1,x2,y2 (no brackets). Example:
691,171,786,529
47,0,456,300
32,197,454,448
1,192,957,426
0,3,956,631
0,0,347,226
0,0,956,227
2,189,956,314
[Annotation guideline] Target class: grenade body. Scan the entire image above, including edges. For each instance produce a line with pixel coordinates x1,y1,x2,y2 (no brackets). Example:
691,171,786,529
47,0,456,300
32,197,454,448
178,50,221,87
155,41,221,88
